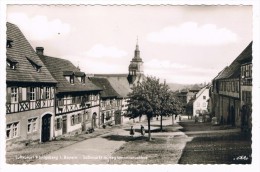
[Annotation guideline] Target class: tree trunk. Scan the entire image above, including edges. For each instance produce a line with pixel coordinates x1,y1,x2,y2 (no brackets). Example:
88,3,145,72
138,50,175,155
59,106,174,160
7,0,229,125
148,116,151,141
160,114,163,132
172,114,174,125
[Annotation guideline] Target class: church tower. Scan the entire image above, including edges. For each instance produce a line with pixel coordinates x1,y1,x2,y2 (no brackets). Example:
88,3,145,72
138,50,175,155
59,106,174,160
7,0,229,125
127,39,144,86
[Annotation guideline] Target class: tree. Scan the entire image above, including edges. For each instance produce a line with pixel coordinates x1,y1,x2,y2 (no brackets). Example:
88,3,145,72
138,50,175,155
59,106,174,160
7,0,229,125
127,76,182,140
127,76,161,141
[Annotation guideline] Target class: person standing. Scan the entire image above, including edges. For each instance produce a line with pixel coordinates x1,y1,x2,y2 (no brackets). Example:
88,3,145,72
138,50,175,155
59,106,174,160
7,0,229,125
130,126,135,137
140,125,145,136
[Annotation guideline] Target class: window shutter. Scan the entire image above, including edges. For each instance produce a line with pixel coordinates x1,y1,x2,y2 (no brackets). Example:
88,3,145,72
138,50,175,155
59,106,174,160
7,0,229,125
50,87,54,99
36,87,40,100
43,87,46,99
18,87,22,102
6,87,11,103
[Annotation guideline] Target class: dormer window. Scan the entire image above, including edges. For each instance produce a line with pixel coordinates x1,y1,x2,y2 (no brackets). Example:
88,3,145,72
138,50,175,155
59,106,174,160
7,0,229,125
70,76,74,84
75,72,86,84
6,56,18,70
63,71,74,84
26,57,42,72
6,39,13,48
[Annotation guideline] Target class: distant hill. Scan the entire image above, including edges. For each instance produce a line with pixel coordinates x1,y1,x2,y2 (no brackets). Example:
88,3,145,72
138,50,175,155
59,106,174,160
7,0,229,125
167,82,209,91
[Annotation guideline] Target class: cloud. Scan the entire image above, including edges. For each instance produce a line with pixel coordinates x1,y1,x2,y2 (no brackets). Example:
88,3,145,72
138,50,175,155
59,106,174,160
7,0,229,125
85,44,127,58
147,22,238,45
7,12,70,40
145,59,188,70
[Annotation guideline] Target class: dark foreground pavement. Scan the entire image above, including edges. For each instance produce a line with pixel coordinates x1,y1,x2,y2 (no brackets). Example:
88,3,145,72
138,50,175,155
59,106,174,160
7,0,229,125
178,120,252,164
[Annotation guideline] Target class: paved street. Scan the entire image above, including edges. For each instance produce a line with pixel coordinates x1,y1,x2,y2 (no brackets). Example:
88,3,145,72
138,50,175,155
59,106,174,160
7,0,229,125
31,128,129,164
31,117,184,164
23,116,251,164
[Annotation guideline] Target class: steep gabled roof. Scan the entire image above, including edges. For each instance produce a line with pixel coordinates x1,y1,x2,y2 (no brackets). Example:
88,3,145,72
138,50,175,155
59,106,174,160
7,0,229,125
215,41,252,80
93,74,132,98
39,55,101,93
90,77,121,98
6,22,57,84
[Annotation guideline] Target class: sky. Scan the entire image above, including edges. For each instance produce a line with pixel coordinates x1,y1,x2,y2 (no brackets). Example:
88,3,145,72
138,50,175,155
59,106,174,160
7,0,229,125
6,5,252,84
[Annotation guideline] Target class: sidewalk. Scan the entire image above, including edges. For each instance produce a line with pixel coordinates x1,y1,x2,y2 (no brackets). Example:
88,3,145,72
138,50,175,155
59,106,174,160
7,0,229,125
6,124,122,164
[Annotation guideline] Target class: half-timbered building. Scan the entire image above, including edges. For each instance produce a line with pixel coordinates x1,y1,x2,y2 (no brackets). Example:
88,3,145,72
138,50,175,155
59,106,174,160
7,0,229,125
211,42,252,127
37,49,102,137
6,22,57,148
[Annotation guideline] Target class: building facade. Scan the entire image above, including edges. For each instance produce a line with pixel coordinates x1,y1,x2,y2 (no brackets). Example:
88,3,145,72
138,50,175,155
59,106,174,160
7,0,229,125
6,23,57,149
192,86,210,116
37,48,102,137
89,78,122,126
211,42,252,127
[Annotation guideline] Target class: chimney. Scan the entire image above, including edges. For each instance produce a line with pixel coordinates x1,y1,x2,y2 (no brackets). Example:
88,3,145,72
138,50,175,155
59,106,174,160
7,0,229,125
36,47,44,55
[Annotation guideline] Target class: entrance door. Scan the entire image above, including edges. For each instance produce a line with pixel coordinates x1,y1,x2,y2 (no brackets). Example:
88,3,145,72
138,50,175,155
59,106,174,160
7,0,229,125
101,113,105,124
115,110,121,125
41,114,52,142
62,116,67,134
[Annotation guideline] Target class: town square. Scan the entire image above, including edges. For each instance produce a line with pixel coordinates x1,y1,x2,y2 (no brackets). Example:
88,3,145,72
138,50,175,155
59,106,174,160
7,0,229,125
1,2,259,171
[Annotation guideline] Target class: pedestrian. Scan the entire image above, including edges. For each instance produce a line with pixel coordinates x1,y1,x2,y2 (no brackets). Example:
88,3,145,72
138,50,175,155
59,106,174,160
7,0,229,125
140,125,145,136
130,126,135,137
195,115,198,123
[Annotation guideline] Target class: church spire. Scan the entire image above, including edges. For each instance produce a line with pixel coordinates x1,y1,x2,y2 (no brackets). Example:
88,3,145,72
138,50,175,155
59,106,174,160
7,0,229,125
136,36,139,51
134,36,141,60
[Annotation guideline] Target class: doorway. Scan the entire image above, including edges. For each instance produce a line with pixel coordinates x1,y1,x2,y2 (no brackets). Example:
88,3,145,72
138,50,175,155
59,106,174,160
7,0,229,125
41,114,52,142
62,115,67,134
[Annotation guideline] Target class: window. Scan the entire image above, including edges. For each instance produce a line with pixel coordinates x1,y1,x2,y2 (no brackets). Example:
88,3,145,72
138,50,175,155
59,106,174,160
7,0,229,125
26,57,42,72
71,115,75,126
203,96,206,100
6,122,19,139
242,91,252,105
7,39,13,48
45,87,50,99
71,114,81,126
78,113,82,123
74,114,79,124
28,118,37,133
81,77,85,84
70,76,74,84
241,64,252,78
11,87,18,103
55,118,62,130
30,87,35,101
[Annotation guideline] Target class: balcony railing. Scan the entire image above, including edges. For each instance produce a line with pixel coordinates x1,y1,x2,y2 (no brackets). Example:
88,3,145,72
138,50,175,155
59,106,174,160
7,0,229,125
6,99,54,114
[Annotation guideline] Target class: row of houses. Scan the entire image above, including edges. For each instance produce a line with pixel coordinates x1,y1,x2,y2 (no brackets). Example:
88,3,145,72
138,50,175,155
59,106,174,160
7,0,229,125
175,42,252,129
209,41,252,130
6,22,145,149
